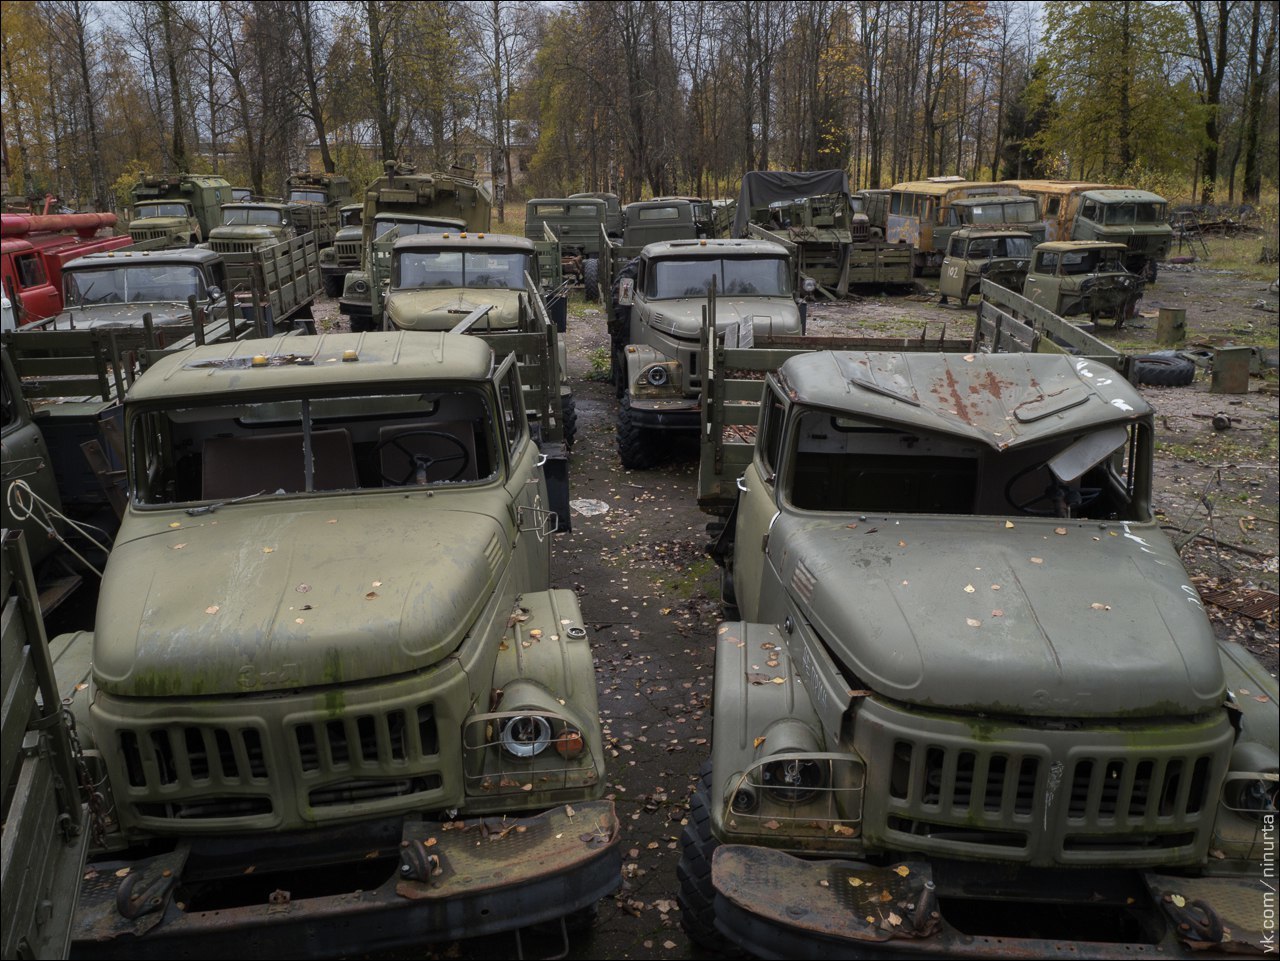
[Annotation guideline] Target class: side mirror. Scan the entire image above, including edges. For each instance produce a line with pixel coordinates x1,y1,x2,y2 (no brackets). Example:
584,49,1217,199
207,286,222,301
617,277,635,306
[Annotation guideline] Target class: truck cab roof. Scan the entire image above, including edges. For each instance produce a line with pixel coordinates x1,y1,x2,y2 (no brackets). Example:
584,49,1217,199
64,247,223,272
392,233,535,254
641,238,787,259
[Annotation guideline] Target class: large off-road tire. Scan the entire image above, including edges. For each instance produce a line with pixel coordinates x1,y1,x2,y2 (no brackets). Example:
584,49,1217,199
617,392,660,469
323,273,342,298
677,763,733,953
1133,353,1196,387
583,258,600,302
1143,259,1159,284
561,390,578,450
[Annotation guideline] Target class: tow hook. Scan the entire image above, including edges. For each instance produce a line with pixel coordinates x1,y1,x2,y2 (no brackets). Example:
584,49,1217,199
399,838,443,884
115,866,178,919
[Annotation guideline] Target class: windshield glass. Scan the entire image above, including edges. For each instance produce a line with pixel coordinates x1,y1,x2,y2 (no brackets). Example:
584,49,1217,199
230,189,251,202
374,218,458,239
66,264,206,306
341,209,363,228
1060,249,1127,274
289,189,327,204
132,387,498,506
964,236,1033,258
394,250,530,290
963,200,1038,224
135,203,189,219
1104,202,1167,225
650,257,791,298
222,207,283,226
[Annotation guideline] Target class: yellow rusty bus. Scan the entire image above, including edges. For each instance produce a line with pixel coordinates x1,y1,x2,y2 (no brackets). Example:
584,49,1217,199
885,177,1021,274
1005,180,1172,281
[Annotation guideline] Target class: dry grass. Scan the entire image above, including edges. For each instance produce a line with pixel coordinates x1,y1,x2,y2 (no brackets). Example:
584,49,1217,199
1196,231,1280,281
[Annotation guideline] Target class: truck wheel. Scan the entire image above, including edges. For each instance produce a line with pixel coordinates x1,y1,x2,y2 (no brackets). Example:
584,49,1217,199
583,259,600,302
1143,260,1158,284
561,390,578,450
323,274,342,298
611,348,627,399
617,393,659,470
677,763,732,953
1133,354,1195,387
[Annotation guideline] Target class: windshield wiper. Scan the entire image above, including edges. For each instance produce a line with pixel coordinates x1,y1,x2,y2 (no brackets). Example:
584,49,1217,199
185,490,266,516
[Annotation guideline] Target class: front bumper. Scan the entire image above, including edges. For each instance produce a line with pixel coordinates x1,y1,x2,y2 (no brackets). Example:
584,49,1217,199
626,396,701,431
710,846,1270,959
73,800,621,958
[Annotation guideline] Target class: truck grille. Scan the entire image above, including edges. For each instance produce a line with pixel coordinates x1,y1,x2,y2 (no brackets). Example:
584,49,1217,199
336,241,362,265
211,239,263,254
129,228,172,242
859,700,1232,867
104,692,448,829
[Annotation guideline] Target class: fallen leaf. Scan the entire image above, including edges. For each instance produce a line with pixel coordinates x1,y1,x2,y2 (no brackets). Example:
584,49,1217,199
296,583,310,593
365,591,379,600
1030,557,1044,564
763,819,781,830
205,605,220,615
753,736,767,748
295,617,304,624
770,677,785,685
1054,527,1068,535
888,911,902,926
966,618,981,627
1005,520,1015,529
991,584,1001,590
1090,602,1111,611
244,866,255,875
115,867,131,878
832,824,855,836
262,546,275,553
964,584,975,593
169,522,181,529
371,580,382,588
327,518,338,524
1171,894,1186,908
848,877,864,887
992,609,1004,617
819,879,830,887
172,543,186,550
895,865,910,877
898,539,906,547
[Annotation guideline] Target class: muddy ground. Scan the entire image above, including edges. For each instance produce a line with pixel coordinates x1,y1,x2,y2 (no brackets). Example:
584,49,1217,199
316,259,1277,961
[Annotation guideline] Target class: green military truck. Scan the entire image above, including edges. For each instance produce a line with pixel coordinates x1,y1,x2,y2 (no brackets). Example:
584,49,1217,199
524,197,609,298
319,204,363,296
378,231,576,520
568,191,623,238
50,331,618,957
286,172,353,249
1,528,91,960
599,199,700,311
1023,240,1144,326
682,302,1276,957
610,238,802,469
937,227,1034,307
128,174,233,248
342,164,492,330
207,202,299,254
1006,181,1173,282
738,171,913,294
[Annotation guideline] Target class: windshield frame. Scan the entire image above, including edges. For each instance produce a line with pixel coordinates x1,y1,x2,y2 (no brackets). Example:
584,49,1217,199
134,202,191,219
646,255,792,300
64,263,209,307
392,249,532,291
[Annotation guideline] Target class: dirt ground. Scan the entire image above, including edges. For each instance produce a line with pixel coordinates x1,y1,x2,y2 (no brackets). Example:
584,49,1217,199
315,257,1277,960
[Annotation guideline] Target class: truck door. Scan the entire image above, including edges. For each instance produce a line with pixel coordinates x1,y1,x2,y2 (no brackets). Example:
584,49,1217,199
730,385,787,623
497,355,554,589
1,351,62,566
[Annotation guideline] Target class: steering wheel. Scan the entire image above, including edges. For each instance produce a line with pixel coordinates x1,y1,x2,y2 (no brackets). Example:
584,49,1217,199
376,430,470,485
1006,462,1102,517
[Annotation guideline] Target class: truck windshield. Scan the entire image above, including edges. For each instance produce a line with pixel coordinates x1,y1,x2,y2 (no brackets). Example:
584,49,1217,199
394,251,530,290
784,408,1145,520
965,236,1033,259
650,257,791,298
963,200,1038,224
66,265,206,306
131,387,498,506
1060,249,1126,274
374,218,458,239
341,209,363,228
1104,203,1167,225
223,208,283,226
289,190,328,204
134,203,189,219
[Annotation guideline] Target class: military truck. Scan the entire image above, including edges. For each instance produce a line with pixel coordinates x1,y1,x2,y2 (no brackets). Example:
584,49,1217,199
207,202,299,254
599,199,700,311
1,528,91,960
285,171,353,248
1023,240,1144,326
229,187,253,203
683,311,1278,958
611,238,802,469
885,178,1021,274
738,171,913,294
938,227,1033,307
50,331,618,957
568,191,623,238
128,174,233,247
378,232,577,508
950,193,1045,243
319,203,363,296
342,163,492,330
524,197,609,298
1005,181,1173,281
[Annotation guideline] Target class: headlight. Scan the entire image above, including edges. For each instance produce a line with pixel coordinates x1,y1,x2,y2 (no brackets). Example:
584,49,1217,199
352,279,369,294
499,714,553,757
644,364,669,387
761,756,827,803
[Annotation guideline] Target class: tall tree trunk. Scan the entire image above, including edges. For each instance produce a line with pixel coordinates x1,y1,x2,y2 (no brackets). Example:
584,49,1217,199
1242,0,1276,203
366,1,396,162
160,0,187,171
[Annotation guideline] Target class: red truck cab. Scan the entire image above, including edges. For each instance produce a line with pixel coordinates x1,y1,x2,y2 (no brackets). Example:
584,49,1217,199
1,212,133,324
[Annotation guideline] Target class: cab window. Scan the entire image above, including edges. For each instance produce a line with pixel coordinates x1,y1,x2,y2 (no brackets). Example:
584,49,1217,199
498,362,526,458
16,254,46,288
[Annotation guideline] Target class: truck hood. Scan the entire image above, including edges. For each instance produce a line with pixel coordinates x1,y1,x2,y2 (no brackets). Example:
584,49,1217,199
386,288,521,331
646,298,802,341
208,225,282,242
47,303,194,329
129,217,189,233
774,514,1223,718
94,500,507,697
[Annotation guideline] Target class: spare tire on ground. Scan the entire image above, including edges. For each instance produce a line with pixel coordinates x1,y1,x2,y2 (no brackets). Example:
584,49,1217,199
1133,353,1196,387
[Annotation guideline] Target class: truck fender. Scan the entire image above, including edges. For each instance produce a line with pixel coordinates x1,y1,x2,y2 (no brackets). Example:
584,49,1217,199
708,620,825,827
623,343,667,392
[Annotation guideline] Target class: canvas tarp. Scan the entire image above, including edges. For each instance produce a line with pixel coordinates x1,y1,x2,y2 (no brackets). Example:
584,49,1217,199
732,169,851,238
